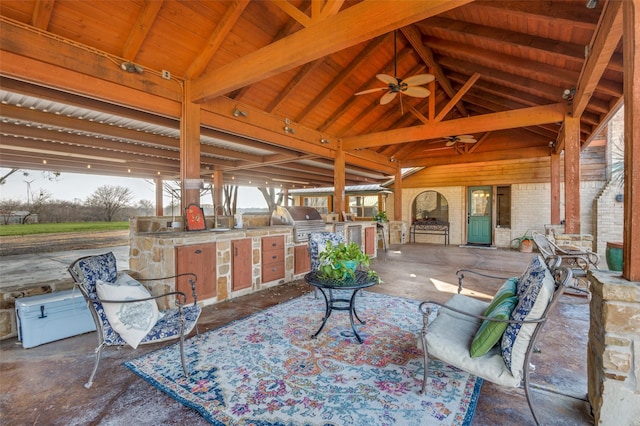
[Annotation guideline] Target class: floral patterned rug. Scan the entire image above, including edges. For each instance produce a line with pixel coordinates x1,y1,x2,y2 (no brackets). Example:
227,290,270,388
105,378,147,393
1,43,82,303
125,292,482,425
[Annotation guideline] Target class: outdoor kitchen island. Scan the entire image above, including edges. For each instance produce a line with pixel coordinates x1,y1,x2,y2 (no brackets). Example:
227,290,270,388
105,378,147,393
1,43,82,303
127,216,377,308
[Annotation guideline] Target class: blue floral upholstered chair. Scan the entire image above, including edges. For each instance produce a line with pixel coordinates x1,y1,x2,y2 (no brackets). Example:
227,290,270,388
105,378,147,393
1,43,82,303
68,251,201,388
307,231,347,298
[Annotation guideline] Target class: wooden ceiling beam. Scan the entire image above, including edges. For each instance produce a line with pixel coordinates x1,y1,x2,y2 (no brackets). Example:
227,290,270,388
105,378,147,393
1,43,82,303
418,16,587,64
343,103,567,150
401,24,470,117
121,0,164,61
434,73,480,122
295,34,389,122
191,0,473,102
427,38,579,88
31,0,55,30
185,0,250,79
401,145,552,168
573,0,624,118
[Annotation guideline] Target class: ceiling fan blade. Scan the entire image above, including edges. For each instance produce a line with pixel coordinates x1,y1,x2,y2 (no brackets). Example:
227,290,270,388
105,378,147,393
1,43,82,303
403,86,431,98
402,73,435,86
457,135,474,139
380,91,398,105
354,87,388,96
376,74,398,85
458,138,477,143
446,141,456,147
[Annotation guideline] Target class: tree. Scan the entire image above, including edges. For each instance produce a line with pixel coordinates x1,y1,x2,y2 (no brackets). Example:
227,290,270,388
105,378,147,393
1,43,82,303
21,189,52,224
86,185,134,222
257,187,284,215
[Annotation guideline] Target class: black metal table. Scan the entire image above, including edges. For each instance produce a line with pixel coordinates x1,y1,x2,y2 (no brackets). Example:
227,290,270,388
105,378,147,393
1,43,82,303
304,270,377,343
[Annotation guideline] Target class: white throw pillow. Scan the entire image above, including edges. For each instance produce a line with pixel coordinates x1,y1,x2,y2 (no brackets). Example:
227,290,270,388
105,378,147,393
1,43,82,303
96,272,159,349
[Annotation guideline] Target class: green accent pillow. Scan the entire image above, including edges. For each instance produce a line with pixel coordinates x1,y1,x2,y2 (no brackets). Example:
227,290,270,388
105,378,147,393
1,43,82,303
470,296,518,358
483,277,518,316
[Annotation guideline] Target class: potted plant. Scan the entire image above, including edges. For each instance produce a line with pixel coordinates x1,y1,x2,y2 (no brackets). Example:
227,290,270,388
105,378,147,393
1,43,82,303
373,211,388,222
511,231,534,253
318,241,379,282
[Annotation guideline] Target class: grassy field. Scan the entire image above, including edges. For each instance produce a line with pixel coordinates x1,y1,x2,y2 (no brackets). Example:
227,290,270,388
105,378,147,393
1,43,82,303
0,222,129,237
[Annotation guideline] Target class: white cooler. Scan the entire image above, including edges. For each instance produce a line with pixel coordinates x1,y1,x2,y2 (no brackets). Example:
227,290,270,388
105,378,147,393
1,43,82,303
16,289,96,348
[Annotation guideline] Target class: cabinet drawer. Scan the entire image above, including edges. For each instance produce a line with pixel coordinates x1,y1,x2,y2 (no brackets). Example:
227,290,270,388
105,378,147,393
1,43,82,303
262,249,284,264
262,235,285,251
262,263,285,282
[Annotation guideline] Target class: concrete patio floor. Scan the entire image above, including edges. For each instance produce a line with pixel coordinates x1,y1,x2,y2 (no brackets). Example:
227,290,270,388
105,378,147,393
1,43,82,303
0,243,593,425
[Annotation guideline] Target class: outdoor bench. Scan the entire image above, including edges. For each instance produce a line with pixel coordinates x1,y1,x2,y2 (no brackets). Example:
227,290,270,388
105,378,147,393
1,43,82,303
410,219,450,245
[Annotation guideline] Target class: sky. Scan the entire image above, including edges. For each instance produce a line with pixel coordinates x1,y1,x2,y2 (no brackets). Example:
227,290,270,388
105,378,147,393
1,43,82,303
0,168,268,209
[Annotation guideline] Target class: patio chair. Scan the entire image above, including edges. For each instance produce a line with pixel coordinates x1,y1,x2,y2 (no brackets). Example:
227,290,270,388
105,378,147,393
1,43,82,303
418,255,572,425
531,230,598,293
308,231,345,297
68,252,202,389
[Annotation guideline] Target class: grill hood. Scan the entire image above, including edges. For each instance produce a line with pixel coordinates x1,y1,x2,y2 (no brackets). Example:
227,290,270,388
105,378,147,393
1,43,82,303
271,206,325,242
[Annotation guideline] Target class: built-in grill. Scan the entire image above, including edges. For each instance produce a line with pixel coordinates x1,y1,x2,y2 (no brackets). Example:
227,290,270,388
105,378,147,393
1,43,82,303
270,206,326,243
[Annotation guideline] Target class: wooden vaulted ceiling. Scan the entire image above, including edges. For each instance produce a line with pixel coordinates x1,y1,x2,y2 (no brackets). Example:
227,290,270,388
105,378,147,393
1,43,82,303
0,0,624,189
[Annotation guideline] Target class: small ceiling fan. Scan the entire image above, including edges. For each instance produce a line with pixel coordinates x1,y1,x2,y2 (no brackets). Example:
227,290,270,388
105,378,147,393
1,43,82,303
444,135,477,146
354,31,434,107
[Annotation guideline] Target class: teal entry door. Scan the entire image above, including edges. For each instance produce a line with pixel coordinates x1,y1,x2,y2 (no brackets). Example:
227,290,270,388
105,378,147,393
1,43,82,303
467,186,492,245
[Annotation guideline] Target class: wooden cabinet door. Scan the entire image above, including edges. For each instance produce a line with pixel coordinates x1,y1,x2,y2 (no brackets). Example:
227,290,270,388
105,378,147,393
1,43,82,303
364,226,376,255
232,238,252,291
176,243,216,303
294,244,311,274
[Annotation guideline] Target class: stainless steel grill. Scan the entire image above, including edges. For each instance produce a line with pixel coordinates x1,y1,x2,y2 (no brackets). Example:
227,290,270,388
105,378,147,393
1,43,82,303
270,206,326,243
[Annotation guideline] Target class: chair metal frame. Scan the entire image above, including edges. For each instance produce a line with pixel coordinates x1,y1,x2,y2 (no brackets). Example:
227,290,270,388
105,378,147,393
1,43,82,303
419,256,572,426
68,252,201,389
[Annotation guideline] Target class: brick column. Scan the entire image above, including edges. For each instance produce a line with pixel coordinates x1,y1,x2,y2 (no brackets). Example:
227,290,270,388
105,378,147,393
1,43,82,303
588,270,640,424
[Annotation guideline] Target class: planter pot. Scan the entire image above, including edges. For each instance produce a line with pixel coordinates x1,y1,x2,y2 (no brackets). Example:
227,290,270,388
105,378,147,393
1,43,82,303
520,239,534,253
605,241,623,271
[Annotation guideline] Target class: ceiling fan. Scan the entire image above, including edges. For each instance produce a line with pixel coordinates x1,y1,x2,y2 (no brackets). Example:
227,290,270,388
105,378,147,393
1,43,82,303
354,31,434,107
444,135,477,146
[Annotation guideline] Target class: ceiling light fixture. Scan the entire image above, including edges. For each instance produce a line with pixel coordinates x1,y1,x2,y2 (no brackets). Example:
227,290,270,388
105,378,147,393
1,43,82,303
562,87,576,101
320,138,330,144
120,61,143,74
273,177,310,185
232,107,247,117
586,0,598,9
283,118,295,134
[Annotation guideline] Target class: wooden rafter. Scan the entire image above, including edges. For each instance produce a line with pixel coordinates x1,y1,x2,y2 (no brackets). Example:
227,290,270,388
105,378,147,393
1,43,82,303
122,0,164,61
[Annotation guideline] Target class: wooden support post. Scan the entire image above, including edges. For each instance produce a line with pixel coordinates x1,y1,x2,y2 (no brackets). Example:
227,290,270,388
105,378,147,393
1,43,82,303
393,167,402,221
155,177,164,217
550,152,561,224
563,116,581,233
333,142,345,216
623,0,640,281
180,80,201,210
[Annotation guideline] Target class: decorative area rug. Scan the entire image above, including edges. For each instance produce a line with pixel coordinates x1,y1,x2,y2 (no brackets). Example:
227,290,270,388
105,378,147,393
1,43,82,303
125,292,482,425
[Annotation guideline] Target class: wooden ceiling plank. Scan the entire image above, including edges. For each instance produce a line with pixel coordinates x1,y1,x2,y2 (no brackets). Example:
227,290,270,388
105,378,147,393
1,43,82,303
122,0,164,60
420,16,587,64
185,0,250,79
434,72,480,122
401,24,469,117
573,1,624,118
267,59,324,113
295,34,389,122
31,0,55,30
402,145,551,168
428,38,580,88
191,0,473,102
343,103,567,149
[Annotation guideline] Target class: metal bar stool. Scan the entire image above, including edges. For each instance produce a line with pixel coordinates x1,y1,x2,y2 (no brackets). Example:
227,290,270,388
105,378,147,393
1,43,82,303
376,222,387,252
